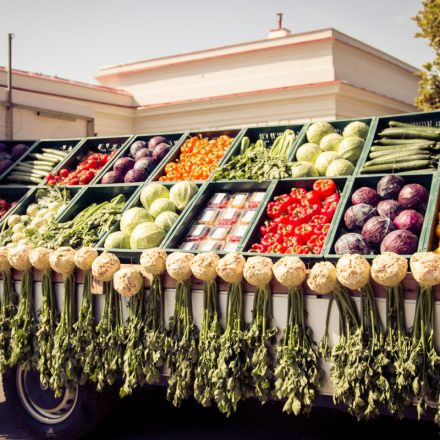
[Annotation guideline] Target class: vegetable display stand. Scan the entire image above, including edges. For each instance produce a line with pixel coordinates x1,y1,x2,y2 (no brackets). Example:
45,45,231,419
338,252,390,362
163,180,276,254
292,117,377,176
356,110,440,175
96,132,187,186
0,138,84,186
149,129,246,182
326,173,436,258
0,140,39,184
240,177,350,258
0,186,35,227
96,181,203,261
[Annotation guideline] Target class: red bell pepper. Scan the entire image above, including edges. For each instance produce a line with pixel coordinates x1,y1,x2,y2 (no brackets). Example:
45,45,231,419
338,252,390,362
297,245,314,255
294,223,314,242
267,201,285,219
312,245,323,254
277,223,294,238
302,191,321,206
313,179,337,199
285,244,302,254
290,187,308,203
308,215,328,226
266,243,287,254
261,233,282,247
250,243,265,253
323,192,340,206
303,204,321,219
272,214,291,226
321,201,338,221
314,223,331,235
307,234,325,249
283,235,304,247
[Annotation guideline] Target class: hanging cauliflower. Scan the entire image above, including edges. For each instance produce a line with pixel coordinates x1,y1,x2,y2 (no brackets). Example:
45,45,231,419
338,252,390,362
140,248,167,276
190,252,219,282
273,256,306,288
216,252,246,284
166,252,194,282
8,244,33,271
0,247,11,272
92,251,121,282
49,247,76,275
74,247,98,271
113,267,143,298
243,256,273,287
371,252,408,287
336,254,370,290
307,262,337,294
29,247,53,271
410,252,440,287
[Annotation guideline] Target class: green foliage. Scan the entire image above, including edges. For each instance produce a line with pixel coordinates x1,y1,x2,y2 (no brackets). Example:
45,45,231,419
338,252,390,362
413,0,440,110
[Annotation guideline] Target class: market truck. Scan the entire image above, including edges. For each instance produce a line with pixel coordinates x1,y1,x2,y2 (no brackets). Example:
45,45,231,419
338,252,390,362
0,111,440,439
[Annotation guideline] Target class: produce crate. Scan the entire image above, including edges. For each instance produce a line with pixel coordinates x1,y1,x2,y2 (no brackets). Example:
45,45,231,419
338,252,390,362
0,138,85,186
240,177,350,259
95,181,204,261
0,140,39,184
421,176,440,252
326,174,435,259
164,180,277,254
57,184,139,248
356,110,440,176
0,186,35,226
95,132,187,186
149,129,246,182
47,135,133,186
291,117,377,176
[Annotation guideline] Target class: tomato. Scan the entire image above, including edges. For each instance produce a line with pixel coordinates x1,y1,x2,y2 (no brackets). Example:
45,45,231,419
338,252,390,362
59,169,69,178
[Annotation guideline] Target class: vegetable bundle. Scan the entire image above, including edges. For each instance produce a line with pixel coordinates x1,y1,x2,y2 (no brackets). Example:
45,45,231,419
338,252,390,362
361,121,440,174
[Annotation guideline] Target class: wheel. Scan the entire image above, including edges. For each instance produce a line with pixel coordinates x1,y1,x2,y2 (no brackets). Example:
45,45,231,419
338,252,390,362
2,365,116,440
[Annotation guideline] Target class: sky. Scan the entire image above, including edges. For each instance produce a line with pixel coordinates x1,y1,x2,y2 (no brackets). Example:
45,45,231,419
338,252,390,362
0,0,435,85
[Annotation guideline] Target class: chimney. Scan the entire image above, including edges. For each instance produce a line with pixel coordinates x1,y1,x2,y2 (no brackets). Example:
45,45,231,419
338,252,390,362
267,13,291,39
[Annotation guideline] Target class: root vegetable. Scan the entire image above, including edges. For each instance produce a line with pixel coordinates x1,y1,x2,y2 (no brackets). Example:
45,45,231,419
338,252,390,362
371,252,408,287
74,247,98,271
113,268,143,298
336,254,370,290
29,247,52,271
272,256,306,288
190,252,219,282
307,262,337,294
0,247,11,272
8,244,33,271
92,251,121,282
166,252,194,282
49,246,76,274
243,256,273,287
140,248,167,276
216,252,245,284
410,252,440,287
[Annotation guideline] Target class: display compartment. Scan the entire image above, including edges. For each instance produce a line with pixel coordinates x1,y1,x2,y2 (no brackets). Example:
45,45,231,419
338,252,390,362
240,177,350,258
0,139,39,184
46,135,133,186
421,176,440,253
95,181,204,260
326,173,435,258
0,186,35,226
96,132,187,186
149,129,245,182
357,110,440,176
0,138,84,186
164,180,276,254
291,117,377,177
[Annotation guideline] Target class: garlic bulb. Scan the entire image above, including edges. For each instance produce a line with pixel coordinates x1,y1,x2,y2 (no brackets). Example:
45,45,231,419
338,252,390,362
410,252,440,287
0,247,11,272
29,247,53,271
336,254,370,290
140,248,167,276
50,246,76,274
74,247,98,271
243,256,273,287
190,252,219,282
7,244,33,271
216,252,246,284
272,256,306,288
113,267,143,298
166,252,194,282
92,251,121,282
371,252,408,287
307,262,337,294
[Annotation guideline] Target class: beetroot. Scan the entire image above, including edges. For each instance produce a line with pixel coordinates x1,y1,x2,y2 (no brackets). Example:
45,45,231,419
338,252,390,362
377,175,405,200
134,157,155,174
394,209,424,234
0,143,8,153
113,157,135,176
130,140,147,158
0,159,13,174
0,152,11,161
152,143,171,161
351,187,380,206
376,200,403,221
10,143,28,161
380,230,418,255
134,148,152,161
361,216,395,246
148,136,168,150
398,184,429,212
124,168,148,183
344,203,377,230
101,171,123,184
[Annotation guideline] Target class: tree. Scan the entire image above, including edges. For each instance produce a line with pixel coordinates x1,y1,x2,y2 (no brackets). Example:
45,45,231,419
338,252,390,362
413,0,440,111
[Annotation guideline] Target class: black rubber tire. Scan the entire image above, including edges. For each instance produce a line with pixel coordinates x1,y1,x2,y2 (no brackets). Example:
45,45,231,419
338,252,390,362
2,366,116,440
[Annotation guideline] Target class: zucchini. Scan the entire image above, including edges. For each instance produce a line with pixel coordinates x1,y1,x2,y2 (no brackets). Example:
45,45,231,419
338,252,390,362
364,154,431,168
10,168,47,177
42,148,69,158
378,128,440,141
30,153,59,163
6,175,42,184
388,120,440,133
360,159,433,173
369,144,432,155
374,138,435,146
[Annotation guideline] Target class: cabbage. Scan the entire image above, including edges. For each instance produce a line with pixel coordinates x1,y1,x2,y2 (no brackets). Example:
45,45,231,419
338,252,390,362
351,187,380,206
398,184,428,211
155,211,179,232
295,143,321,163
394,209,424,234
377,175,405,200
325,159,355,177
376,200,403,221
120,207,153,233
306,121,336,144
314,151,341,175
169,181,198,210
342,121,369,140
361,216,395,246
290,162,319,177
130,222,165,249
344,204,377,230
337,136,364,163
380,230,418,254
149,198,176,219
140,183,170,209
334,233,371,255
319,133,343,152
104,231,131,249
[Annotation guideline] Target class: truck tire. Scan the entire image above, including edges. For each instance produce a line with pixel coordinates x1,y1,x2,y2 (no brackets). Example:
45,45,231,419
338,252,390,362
2,365,115,440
